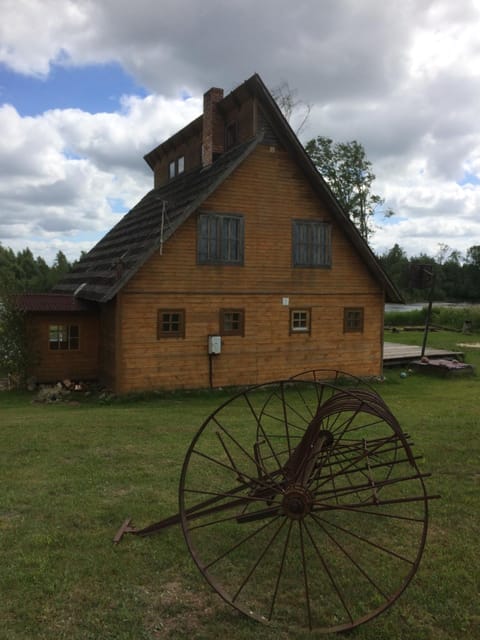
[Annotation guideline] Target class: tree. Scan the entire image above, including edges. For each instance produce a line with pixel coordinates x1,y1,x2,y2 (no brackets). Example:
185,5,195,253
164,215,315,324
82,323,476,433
378,244,410,292
305,136,393,242
0,282,30,385
271,81,311,136
0,244,74,293
466,245,480,268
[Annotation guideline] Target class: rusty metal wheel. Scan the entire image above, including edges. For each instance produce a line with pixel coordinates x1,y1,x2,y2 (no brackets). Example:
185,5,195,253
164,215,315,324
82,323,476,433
179,379,432,633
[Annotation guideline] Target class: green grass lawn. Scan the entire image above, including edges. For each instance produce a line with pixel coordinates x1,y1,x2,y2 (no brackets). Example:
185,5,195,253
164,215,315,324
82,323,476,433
1,334,480,639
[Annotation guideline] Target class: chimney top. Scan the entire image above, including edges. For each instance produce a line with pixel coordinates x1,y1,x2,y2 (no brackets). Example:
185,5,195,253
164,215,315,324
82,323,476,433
202,87,224,166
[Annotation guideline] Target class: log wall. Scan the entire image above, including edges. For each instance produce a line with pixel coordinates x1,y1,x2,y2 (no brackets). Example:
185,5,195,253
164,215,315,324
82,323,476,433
116,144,384,392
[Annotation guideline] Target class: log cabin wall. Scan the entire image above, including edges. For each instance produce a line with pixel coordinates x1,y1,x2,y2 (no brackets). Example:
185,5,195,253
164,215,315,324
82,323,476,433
117,143,385,392
25,312,100,383
98,298,117,389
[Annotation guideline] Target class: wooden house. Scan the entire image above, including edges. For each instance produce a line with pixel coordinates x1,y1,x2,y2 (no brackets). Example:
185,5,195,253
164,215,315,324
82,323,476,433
23,73,401,392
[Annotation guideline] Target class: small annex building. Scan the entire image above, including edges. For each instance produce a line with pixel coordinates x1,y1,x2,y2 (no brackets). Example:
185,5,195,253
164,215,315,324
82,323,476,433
22,73,401,392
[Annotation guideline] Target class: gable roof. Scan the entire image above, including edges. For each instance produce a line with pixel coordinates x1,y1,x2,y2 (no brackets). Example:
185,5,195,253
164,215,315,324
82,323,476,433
55,136,261,302
55,73,402,303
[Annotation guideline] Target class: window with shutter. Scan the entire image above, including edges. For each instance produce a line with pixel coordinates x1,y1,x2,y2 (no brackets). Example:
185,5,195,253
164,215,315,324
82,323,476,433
292,220,331,267
198,213,244,265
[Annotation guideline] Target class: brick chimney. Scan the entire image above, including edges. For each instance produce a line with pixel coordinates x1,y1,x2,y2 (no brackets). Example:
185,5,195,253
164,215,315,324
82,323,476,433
202,87,224,166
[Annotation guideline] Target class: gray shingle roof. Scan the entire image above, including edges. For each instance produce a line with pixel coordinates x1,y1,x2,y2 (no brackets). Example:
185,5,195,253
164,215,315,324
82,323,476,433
55,136,261,302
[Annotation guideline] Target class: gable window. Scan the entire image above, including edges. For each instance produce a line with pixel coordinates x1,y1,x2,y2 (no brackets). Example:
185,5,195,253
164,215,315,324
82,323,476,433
198,213,244,265
225,121,238,150
220,309,245,336
168,156,185,180
293,220,331,267
49,324,79,350
157,309,185,338
344,307,364,333
290,309,311,334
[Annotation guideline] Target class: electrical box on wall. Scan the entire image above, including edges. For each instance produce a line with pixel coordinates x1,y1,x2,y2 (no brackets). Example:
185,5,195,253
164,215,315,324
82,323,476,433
208,335,222,355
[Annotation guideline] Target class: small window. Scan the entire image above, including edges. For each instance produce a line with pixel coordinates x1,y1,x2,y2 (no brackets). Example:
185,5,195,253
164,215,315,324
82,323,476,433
290,309,311,334
169,156,185,180
225,121,238,150
49,324,79,350
293,220,331,267
198,213,244,265
220,309,244,336
344,308,364,333
157,309,185,338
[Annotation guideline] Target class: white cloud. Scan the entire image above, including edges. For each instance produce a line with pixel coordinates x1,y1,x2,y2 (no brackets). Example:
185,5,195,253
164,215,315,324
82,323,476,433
0,95,201,262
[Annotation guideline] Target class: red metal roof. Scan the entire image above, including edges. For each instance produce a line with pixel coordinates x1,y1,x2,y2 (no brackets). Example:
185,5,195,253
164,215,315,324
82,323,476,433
16,293,94,313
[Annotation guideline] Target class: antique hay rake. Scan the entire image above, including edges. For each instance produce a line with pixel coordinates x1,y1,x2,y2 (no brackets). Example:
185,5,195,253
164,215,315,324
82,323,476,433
115,370,438,633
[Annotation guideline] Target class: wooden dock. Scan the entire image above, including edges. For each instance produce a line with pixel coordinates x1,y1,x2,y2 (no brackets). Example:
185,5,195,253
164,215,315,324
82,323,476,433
383,342,464,366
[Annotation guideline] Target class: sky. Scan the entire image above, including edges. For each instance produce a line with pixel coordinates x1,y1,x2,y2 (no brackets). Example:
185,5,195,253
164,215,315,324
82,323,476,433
1,0,480,264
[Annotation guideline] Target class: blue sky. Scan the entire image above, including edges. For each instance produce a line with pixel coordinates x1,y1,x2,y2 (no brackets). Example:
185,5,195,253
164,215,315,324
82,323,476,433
0,62,148,116
1,0,480,264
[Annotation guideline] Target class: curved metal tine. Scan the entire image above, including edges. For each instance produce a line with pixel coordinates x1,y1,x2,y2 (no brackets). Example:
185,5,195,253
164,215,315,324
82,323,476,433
309,394,412,489
309,449,416,500
310,469,432,505
311,433,404,494
314,427,401,483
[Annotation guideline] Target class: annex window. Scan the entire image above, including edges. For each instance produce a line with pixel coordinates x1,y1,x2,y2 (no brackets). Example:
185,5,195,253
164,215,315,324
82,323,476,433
290,309,311,334
220,309,245,336
344,307,364,333
198,213,244,265
168,160,176,179
293,220,331,267
49,324,79,350
157,309,185,338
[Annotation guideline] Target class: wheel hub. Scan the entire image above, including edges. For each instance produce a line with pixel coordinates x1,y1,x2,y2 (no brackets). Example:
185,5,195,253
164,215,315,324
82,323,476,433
282,486,313,520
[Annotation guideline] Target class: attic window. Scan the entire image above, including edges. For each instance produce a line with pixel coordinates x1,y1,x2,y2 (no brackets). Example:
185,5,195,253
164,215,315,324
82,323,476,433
168,156,185,180
225,121,238,150
293,220,331,267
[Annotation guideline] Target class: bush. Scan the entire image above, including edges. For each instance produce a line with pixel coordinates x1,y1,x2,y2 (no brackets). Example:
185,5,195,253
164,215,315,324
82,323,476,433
384,308,426,327
385,305,480,332
431,306,480,332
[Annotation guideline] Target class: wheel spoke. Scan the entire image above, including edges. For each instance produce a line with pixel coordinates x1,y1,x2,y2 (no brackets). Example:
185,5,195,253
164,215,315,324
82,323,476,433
303,518,354,625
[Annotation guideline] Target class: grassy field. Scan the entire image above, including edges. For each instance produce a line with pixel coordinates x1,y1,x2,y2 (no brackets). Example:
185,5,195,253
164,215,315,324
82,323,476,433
1,331,479,639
